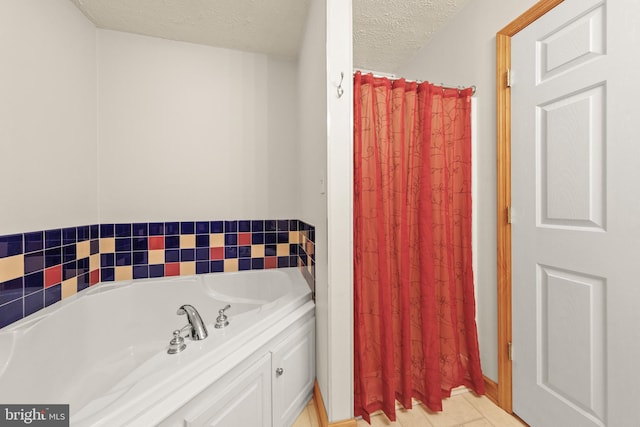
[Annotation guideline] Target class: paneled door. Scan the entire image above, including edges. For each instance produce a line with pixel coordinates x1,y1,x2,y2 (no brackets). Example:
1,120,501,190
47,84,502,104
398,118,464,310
511,0,640,425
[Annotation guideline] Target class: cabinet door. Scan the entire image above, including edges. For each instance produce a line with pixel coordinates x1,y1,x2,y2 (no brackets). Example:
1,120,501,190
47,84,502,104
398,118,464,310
184,353,272,427
271,317,315,427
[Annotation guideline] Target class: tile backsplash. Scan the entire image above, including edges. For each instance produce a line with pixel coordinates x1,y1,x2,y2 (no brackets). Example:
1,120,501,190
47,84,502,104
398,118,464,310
0,219,315,329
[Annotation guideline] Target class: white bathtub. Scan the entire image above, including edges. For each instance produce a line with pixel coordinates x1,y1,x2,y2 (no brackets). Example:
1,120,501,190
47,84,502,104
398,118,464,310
0,268,315,426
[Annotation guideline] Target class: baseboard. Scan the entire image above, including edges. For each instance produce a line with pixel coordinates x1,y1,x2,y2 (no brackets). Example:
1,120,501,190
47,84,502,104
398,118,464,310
483,375,499,405
313,380,357,427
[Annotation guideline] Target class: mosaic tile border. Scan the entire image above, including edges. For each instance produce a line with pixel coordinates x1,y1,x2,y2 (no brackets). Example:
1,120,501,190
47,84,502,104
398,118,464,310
0,219,315,329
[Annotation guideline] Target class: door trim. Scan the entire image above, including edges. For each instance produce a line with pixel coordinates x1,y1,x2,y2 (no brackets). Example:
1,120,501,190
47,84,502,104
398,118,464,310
495,0,565,414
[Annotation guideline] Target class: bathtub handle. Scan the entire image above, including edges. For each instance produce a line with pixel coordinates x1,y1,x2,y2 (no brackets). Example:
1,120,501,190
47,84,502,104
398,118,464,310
215,304,231,329
275,367,284,376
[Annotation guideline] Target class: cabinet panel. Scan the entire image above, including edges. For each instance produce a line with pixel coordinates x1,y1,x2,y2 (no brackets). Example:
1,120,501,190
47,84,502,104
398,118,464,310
272,317,315,427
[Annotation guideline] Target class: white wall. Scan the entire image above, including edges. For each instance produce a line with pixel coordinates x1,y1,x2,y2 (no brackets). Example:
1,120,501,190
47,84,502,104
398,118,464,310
97,30,299,223
397,0,539,381
0,0,98,235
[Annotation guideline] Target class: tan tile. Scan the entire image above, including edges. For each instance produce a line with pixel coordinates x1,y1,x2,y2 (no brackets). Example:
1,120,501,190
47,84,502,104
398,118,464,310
396,407,434,427
76,241,90,259
292,407,311,427
210,233,224,247
307,400,320,427
251,244,265,258
61,277,77,299
277,243,289,256
148,249,165,265
180,262,195,275
0,255,24,282
89,254,100,271
100,237,115,253
418,394,483,427
224,259,238,272
462,393,526,427
115,266,132,281
289,231,300,244
462,419,494,427
180,234,195,249
367,413,400,426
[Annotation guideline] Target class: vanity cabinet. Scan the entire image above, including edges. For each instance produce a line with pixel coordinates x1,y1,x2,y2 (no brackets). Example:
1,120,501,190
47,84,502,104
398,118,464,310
159,314,315,427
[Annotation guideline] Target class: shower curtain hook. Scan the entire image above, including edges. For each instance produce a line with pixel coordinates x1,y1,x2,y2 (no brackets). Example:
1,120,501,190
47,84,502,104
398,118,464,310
337,72,344,98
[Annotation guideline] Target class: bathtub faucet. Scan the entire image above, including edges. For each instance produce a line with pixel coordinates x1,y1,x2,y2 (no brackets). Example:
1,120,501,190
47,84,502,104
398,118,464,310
177,304,208,340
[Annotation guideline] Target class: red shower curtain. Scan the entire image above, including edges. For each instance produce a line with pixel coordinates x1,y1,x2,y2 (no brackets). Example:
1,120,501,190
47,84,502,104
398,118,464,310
353,72,485,422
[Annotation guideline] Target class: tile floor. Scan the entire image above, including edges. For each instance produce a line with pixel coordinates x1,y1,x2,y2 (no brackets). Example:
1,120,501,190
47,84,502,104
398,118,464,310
293,390,526,427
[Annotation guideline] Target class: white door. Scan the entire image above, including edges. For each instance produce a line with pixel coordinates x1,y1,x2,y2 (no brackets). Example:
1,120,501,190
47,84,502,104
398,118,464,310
511,0,640,426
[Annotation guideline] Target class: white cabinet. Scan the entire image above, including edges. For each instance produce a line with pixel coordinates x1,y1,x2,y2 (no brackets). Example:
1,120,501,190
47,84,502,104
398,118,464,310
272,317,315,427
158,312,315,427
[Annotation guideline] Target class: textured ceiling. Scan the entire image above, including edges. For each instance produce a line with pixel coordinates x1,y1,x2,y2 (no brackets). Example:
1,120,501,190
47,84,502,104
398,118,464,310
69,0,469,73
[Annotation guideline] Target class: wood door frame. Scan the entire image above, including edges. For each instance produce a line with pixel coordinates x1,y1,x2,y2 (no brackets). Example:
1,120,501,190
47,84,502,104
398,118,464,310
495,0,565,414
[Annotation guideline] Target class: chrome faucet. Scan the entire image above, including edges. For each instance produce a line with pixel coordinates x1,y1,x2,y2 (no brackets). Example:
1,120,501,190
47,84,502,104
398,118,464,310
177,304,208,340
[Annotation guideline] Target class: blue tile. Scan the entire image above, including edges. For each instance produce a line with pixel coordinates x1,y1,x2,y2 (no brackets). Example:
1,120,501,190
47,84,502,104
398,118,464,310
265,220,277,232
132,223,148,236
100,253,115,267
62,227,76,245
133,237,148,251
149,222,164,236
24,231,43,253
165,236,180,249
24,251,44,274
289,244,298,255
252,233,265,245
45,247,62,268
0,299,23,328
165,222,180,235
133,251,148,265
196,234,209,248
0,278,23,306
251,258,264,270
277,232,289,243
149,264,164,278
101,268,115,282
63,244,76,263
265,245,277,257
90,224,99,239
196,261,209,275
196,248,209,261
289,220,298,231
251,220,264,232
115,253,132,266
239,258,251,271
165,249,180,263
77,257,89,274
224,221,238,233
277,220,289,231
224,233,237,246
24,271,43,296
224,247,237,259
133,266,149,279
210,221,224,233
277,256,290,268
63,261,77,280
0,234,23,258
45,229,62,248
196,221,209,234
265,233,277,244
77,225,90,242
24,290,44,317
238,221,251,232
115,238,132,252
289,255,298,267
115,223,132,237
100,224,115,238
238,246,251,258
300,253,308,266
309,228,315,241
210,260,224,273
77,273,89,291
181,249,195,262
180,222,195,234
90,239,99,255
44,284,62,306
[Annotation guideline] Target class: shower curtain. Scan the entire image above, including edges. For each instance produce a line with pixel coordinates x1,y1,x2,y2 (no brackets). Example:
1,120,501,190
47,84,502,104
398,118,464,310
353,71,485,422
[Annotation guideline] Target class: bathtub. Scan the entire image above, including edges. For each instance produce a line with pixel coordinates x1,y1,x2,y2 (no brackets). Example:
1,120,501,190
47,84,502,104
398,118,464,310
0,268,315,426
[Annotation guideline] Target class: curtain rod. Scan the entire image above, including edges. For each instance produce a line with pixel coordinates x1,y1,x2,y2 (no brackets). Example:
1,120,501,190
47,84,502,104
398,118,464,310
353,69,477,96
